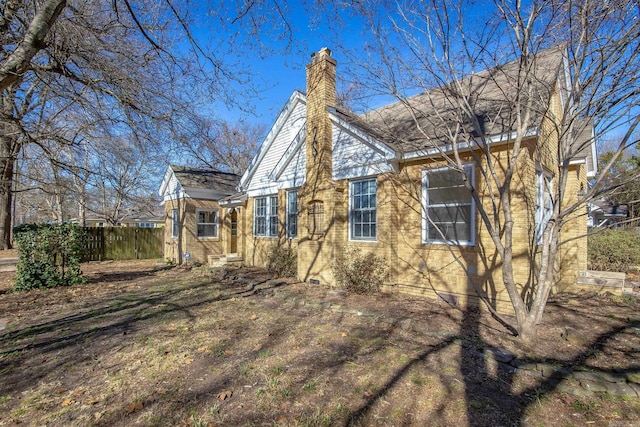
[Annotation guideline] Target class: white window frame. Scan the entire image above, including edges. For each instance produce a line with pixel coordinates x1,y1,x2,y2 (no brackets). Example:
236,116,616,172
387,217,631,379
422,164,475,246
196,209,219,239
254,195,278,237
171,209,179,238
349,178,377,241
286,190,298,239
535,168,554,245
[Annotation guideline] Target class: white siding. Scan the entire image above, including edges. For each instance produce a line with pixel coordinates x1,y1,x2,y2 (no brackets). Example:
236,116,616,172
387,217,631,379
278,141,306,188
160,172,184,202
332,123,395,180
245,97,307,194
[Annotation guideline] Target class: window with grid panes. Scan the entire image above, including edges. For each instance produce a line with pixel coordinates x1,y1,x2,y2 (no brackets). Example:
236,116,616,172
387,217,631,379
254,196,278,237
350,178,377,240
286,191,297,238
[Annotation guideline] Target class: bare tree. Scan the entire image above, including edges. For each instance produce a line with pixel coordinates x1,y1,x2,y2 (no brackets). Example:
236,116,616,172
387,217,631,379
322,0,640,341
175,118,265,175
88,137,164,225
0,0,296,247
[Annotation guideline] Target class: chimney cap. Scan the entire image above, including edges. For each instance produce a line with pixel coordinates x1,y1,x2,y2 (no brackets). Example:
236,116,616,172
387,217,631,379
311,47,332,60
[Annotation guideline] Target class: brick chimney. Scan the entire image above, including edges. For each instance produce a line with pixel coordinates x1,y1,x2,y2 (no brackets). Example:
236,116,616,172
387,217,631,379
297,48,339,285
305,47,336,187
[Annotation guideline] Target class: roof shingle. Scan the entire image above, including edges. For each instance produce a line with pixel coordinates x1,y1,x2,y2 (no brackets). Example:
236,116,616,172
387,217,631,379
358,46,565,153
170,165,240,193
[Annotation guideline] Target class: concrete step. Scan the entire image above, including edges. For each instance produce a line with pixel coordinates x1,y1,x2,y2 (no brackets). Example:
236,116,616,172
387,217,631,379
0,258,18,272
208,254,243,268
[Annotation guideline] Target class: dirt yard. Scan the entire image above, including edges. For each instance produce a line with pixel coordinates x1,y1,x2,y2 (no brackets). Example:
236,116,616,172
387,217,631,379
1,260,639,426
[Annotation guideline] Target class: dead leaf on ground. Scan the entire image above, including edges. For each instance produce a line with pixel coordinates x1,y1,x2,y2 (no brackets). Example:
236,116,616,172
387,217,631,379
249,314,258,320
72,389,85,397
217,390,233,400
180,415,194,425
54,388,67,394
61,398,75,407
223,349,234,356
125,401,143,413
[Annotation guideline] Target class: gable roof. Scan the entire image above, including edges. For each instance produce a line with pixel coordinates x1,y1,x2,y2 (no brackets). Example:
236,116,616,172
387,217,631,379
159,165,241,203
170,165,239,193
237,46,583,192
360,46,566,153
239,90,306,191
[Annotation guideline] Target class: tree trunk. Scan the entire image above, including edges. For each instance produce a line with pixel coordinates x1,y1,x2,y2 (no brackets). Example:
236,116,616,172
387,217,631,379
0,88,19,249
0,155,14,249
78,192,86,226
516,318,538,344
0,0,67,91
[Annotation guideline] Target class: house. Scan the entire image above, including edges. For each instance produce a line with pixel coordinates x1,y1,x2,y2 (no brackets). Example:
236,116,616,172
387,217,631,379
163,47,595,313
159,165,241,264
588,200,628,228
75,217,164,228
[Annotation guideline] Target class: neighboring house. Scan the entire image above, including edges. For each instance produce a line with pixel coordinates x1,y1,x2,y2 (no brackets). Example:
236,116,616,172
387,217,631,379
126,218,165,228
159,165,241,264
588,200,628,228
78,217,164,228
164,47,595,314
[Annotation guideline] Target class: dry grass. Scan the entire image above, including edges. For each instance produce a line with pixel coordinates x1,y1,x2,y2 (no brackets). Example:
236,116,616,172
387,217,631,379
0,260,639,426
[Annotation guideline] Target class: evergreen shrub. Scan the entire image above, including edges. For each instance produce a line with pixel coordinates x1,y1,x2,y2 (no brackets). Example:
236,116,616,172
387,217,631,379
13,223,87,291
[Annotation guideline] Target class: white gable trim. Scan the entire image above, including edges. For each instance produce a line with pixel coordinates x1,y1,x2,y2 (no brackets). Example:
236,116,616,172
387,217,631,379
329,110,398,180
239,90,306,190
159,166,236,203
158,165,175,199
328,110,397,160
271,124,306,182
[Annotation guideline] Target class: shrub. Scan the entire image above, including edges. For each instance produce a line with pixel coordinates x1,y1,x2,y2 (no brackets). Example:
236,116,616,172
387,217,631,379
588,228,640,272
13,223,87,291
267,245,297,278
333,246,388,294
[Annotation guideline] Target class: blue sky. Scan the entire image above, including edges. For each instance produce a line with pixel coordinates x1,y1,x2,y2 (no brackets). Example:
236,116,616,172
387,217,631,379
204,2,365,127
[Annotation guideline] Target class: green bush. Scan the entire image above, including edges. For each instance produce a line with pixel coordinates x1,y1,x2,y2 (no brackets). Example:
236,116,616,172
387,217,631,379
333,246,388,294
267,245,297,278
13,223,87,291
588,228,640,272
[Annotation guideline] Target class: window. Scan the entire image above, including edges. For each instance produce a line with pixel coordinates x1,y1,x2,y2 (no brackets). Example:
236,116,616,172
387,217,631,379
423,164,474,245
287,191,298,238
171,209,179,238
254,195,278,237
350,178,377,240
535,169,554,244
196,210,218,238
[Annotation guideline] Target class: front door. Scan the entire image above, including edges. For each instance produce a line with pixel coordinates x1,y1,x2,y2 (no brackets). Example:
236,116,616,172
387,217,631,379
230,209,238,254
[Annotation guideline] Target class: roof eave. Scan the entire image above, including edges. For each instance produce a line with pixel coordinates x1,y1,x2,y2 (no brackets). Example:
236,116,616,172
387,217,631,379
402,126,539,161
239,90,307,190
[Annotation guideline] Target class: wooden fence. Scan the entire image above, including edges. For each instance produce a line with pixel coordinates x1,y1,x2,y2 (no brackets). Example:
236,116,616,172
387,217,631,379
83,227,163,261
